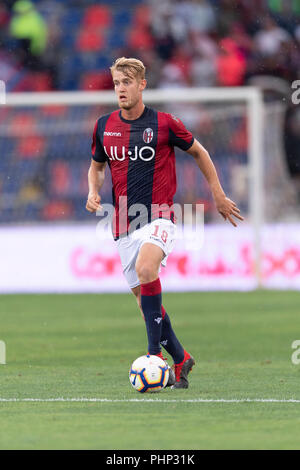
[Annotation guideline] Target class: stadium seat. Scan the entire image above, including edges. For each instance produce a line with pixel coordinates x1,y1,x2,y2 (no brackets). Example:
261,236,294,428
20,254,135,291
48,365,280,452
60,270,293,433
76,27,106,52
17,159,40,177
49,161,71,195
132,4,151,28
46,135,71,159
10,113,37,134
60,9,82,28
41,105,68,117
0,108,10,125
60,49,111,88
2,173,22,194
128,27,154,50
82,5,112,28
79,71,113,90
11,72,53,92
58,52,110,90
42,200,74,220
107,28,127,49
30,72,53,92
95,54,111,70
58,9,83,49
113,9,132,29
230,118,247,154
17,136,46,159
0,138,15,170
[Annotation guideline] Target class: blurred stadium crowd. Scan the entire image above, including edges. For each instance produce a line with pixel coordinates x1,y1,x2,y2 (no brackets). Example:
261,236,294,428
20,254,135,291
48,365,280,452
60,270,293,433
0,0,299,225
0,0,299,91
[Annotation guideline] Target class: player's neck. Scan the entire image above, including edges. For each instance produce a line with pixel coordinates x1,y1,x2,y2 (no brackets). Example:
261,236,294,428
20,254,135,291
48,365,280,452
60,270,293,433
120,102,145,121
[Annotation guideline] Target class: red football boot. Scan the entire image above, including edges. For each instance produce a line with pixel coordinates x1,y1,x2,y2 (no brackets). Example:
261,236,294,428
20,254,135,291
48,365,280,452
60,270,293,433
171,350,195,389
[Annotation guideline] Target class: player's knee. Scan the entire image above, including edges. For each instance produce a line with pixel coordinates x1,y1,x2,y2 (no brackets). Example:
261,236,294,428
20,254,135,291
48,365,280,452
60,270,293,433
135,262,157,284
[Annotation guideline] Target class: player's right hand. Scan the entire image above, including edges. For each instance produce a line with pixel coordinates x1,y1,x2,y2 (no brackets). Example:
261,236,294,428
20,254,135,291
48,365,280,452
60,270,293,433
86,192,102,213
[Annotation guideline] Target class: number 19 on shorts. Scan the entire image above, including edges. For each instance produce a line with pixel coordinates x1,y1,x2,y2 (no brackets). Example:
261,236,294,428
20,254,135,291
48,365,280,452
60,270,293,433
152,224,169,244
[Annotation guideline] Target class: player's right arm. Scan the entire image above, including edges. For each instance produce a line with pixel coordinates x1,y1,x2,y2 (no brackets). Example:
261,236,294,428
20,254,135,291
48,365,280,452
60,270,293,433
187,139,243,227
86,159,106,213
166,112,243,227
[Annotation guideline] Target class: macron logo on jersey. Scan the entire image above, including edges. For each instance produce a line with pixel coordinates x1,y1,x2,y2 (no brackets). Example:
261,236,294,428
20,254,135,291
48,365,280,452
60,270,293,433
104,131,122,137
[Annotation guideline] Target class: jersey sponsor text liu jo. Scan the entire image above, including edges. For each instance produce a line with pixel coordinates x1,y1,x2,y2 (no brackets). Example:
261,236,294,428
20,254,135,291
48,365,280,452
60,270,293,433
104,145,155,162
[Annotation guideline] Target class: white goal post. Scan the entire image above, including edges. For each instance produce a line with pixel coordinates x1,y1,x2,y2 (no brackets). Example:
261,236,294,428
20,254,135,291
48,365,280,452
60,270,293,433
5,87,264,286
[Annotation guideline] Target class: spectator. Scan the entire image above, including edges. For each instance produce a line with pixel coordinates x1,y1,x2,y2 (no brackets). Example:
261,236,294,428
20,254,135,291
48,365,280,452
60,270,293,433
217,38,246,86
238,0,268,35
216,0,242,37
170,43,192,78
9,0,48,70
158,62,188,88
295,24,300,77
230,22,254,58
151,1,181,59
268,0,300,15
176,0,215,31
254,15,291,57
190,31,218,58
284,103,300,201
268,0,300,33
295,24,300,43
0,2,9,46
0,0,298,92
189,49,217,87
187,0,216,34
152,18,176,61
0,50,24,91
134,49,163,89
249,15,298,81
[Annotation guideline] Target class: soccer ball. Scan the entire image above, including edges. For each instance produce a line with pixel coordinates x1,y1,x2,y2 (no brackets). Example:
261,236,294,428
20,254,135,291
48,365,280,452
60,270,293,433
129,354,169,393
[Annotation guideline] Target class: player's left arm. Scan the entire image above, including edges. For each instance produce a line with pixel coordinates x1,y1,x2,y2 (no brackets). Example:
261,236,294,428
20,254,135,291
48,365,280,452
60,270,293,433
187,139,244,227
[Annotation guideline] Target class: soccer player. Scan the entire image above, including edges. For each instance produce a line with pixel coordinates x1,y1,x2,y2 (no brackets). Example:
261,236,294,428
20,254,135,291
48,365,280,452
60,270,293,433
86,57,243,389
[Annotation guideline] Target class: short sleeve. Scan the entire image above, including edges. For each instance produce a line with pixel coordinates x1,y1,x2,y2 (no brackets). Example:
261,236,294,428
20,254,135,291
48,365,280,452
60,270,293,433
91,120,107,163
167,113,194,151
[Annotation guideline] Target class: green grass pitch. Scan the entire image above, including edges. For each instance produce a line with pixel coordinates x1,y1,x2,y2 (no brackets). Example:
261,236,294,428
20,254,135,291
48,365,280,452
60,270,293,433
0,290,300,449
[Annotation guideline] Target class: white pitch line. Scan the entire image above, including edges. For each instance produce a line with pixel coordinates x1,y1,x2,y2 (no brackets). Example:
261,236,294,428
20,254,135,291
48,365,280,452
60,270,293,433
0,398,300,403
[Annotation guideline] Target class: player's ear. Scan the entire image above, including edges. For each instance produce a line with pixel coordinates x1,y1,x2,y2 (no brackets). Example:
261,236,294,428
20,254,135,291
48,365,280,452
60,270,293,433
139,79,147,92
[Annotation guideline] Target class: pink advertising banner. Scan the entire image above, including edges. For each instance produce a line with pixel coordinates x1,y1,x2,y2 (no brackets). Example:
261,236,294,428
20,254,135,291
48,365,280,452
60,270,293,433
0,224,299,292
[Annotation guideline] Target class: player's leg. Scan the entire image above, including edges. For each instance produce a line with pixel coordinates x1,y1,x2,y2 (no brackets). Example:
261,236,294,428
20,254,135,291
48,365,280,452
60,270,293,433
136,222,195,389
161,306,195,389
131,285,144,320
118,237,169,366
131,284,175,387
132,284,185,365
160,305,184,364
135,243,164,356
118,222,194,388
131,281,194,388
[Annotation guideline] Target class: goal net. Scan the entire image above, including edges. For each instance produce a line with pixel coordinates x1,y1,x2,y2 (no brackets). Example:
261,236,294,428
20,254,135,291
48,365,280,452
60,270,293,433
1,88,298,292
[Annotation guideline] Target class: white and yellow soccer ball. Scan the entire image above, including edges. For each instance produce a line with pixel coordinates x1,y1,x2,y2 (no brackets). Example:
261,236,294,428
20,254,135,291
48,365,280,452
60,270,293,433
129,354,169,393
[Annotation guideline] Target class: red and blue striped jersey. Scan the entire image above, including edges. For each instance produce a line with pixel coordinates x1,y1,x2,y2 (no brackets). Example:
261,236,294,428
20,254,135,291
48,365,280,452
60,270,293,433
91,106,194,239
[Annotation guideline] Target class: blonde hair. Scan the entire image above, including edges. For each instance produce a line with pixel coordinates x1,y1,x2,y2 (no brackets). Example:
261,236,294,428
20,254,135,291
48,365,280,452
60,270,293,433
110,57,146,81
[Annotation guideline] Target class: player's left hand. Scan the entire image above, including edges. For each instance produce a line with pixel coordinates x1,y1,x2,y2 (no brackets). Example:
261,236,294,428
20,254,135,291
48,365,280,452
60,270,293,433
214,195,244,227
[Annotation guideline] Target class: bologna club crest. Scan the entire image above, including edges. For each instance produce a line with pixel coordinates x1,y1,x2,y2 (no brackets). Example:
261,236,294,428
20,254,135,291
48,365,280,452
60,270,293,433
143,128,154,144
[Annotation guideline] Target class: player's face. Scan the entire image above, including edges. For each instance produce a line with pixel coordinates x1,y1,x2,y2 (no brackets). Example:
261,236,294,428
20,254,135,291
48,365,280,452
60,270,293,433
112,70,146,110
